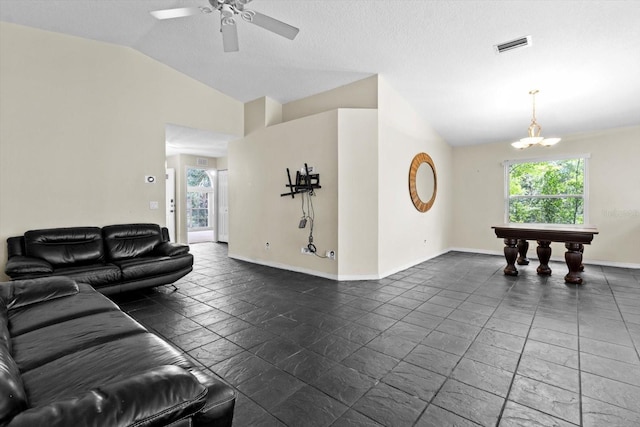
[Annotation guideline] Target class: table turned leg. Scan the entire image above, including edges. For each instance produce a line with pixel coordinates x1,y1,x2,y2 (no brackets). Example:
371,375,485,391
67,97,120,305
517,239,530,265
503,238,519,276
579,244,585,271
536,240,552,275
565,242,584,284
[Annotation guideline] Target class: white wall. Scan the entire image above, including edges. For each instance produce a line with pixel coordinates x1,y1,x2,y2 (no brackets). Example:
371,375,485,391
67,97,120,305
377,77,454,276
229,77,454,280
228,110,340,278
337,109,380,278
0,23,243,278
452,126,640,266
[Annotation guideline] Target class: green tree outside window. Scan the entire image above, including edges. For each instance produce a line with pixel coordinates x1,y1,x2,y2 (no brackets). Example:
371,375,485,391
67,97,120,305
508,158,586,225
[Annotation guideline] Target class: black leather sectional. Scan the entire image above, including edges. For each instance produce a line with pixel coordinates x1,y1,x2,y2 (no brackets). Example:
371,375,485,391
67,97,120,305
0,276,236,426
4,224,193,294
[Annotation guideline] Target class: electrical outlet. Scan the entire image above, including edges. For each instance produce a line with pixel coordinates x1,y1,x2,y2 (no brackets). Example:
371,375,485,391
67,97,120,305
301,247,313,255
326,250,336,260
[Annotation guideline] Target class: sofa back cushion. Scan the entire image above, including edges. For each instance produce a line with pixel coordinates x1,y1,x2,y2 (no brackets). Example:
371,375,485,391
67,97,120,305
102,224,163,261
24,227,105,267
0,298,28,424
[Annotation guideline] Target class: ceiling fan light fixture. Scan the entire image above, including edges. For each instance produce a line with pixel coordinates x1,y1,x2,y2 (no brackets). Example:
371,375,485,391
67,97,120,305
240,10,256,22
150,0,300,52
220,4,234,18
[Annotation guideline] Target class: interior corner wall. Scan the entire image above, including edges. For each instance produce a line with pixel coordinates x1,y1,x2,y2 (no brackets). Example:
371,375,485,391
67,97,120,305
377,78,454,277
166,154,220,244
227,110,339,278
0,22,243,278
282,75,378,123
451,126,640,266
337,109,380,279
216,157,229,170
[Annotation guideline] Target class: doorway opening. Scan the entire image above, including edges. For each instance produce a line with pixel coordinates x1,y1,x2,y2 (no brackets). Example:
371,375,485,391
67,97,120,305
186,168,216,243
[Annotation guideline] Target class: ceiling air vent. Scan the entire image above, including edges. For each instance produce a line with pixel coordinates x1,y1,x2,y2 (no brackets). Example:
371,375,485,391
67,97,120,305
494,35,532,54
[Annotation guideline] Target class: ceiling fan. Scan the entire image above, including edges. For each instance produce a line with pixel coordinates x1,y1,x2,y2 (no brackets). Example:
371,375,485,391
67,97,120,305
150,0,299,52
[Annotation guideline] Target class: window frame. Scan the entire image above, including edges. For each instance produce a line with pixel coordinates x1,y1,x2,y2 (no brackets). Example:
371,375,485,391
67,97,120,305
503,153,590,226
186,168,216,231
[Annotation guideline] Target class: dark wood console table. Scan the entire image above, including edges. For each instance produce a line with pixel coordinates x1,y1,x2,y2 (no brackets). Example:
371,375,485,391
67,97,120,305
492,224,599,284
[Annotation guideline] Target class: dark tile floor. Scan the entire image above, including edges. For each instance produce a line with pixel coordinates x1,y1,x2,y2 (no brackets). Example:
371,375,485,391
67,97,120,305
111,243,640,427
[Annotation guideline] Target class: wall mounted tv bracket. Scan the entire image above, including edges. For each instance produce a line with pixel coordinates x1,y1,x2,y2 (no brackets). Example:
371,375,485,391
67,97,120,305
280,163,321,199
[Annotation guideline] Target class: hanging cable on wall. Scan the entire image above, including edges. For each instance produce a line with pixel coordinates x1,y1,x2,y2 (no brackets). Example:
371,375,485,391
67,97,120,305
300,189,327,258
281,163,328,258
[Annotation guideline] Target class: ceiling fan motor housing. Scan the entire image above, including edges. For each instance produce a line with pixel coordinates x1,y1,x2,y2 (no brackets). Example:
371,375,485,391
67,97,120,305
210,0,252,10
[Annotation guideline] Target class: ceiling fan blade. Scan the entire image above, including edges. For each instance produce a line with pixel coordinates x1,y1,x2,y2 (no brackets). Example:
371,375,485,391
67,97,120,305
242,10,299,40
221,18,239,52
150,7,202,20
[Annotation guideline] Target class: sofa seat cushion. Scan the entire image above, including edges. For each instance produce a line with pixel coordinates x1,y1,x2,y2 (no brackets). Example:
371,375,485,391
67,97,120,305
21,333,199,408
24,227,105,267
12,311,147,372
51,263,122,287
114,254,194,281
8,283,120,336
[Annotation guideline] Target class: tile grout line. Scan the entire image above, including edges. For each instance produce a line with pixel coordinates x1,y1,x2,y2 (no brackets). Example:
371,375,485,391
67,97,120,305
404,264,515,427
494,274,546,426
577,278,584,427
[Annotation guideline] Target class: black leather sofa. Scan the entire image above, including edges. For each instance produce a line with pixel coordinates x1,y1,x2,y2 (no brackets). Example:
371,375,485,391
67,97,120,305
0,276,236,426
4,224,193,295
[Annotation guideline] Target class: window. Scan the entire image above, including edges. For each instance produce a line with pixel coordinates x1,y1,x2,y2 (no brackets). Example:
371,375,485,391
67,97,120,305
186,168,214,230
505,155,589,225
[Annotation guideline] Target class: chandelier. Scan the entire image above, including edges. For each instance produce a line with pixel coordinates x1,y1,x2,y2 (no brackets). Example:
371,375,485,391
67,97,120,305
511,90,561,149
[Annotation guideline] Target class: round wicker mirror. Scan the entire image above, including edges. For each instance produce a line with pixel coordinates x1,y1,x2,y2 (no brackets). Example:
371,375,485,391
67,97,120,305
409,152,437,212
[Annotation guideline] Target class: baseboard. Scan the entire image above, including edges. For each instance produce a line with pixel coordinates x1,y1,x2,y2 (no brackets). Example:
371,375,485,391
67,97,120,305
578,259,640,269
449,247,640,270
448,247,503,257
228,253,340,281
230,249,455,282
228,249,638,283
377,249,453,279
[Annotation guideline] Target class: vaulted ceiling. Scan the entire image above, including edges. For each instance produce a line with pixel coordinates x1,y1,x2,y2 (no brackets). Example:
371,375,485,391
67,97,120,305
2,0,639,152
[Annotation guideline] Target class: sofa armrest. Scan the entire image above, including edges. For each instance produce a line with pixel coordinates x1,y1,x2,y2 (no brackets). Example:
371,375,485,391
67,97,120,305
4,256,53,277
189,369,236,427
153,241,190,257
3,277,78,310
6,366,208,427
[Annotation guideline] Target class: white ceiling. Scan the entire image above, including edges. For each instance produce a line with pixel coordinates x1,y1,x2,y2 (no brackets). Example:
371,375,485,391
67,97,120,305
2,0,639,155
